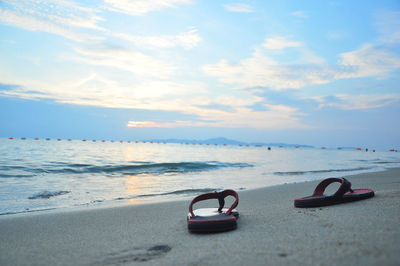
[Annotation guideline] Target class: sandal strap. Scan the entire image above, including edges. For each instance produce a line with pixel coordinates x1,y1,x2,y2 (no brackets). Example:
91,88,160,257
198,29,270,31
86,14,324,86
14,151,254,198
189,189,239,217
313,178,352,197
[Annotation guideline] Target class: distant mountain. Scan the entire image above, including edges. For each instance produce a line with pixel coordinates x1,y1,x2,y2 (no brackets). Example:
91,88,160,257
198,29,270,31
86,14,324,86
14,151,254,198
143,137,314,148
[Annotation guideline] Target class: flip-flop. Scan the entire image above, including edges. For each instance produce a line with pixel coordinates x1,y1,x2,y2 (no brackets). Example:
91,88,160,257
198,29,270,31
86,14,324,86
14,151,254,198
187,189,239,233
294,177,374,208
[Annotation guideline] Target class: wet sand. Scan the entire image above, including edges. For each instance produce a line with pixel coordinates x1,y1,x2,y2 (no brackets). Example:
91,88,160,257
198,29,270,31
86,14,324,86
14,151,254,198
1,168,399,265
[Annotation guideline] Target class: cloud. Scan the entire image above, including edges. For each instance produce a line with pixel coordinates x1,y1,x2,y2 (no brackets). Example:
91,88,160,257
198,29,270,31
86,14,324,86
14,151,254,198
126,120,209,128
0,1,104,42
190,104,306,129
127,121,169,128
222,3,254,13
338,44,400,79
313,94,400,110
202,45,331,91
73,47,176,78
336,10,400,79
375,10,400,45
0,72,210,110
0,72,305,130
203,33,400,92
262,36,302,50
113,27,202,50
289,11,308,19
103,0,192,16
175,27,203,50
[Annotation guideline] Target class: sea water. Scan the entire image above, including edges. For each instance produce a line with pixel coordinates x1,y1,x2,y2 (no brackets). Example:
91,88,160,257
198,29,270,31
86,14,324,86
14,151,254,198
1,138,399,215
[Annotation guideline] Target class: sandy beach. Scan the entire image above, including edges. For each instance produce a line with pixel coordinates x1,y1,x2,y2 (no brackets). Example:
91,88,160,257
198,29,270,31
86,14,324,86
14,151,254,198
1,168,399,266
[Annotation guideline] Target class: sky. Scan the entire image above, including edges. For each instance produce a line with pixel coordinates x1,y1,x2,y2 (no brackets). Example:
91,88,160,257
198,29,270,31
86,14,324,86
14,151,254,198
0,0,399,149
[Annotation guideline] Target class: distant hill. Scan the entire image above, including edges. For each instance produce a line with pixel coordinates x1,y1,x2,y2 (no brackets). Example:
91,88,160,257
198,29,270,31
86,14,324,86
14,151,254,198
143,137,314,148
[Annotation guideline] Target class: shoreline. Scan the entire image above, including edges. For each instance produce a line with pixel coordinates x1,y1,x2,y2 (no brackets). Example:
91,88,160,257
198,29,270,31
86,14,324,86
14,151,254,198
1,168,399,265
2,165,396,218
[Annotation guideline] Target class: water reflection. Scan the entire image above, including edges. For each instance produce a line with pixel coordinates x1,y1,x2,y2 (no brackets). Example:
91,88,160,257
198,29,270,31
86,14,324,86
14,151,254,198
125,174,157,204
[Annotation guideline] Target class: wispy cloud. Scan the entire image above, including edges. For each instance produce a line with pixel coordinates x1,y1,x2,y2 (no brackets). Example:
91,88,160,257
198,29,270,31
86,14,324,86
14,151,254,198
338,44,400,79
289,11,308,19
262,36,302,50
375,10,400,45
203,31,400,93
103,0,192,16
127,121,169,128
202,43,331,91
113,27,202,50
313,94,400,110
0,1,104,42
0,71,306,129
73,47,176,78
223,3,254,13
127,120,204,128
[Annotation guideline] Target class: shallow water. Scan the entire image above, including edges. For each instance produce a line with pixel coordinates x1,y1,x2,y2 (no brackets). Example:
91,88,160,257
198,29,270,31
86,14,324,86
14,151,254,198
1,138,399,215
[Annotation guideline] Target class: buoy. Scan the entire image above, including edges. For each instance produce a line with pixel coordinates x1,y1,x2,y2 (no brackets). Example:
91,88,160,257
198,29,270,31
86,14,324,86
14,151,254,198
34,138,39,140
8,137,14,140
356,148,361,150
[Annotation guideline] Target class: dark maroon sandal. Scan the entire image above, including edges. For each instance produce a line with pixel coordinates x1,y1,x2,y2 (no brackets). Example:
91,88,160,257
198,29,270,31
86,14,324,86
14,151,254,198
294,178,374,208
187,189,239,233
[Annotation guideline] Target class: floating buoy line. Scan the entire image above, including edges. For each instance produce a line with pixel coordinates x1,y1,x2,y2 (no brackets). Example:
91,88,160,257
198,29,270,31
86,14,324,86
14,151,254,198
5,137,395,151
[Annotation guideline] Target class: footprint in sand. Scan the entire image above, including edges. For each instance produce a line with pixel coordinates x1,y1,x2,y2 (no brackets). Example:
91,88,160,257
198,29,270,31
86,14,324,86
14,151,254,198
98,244,171,265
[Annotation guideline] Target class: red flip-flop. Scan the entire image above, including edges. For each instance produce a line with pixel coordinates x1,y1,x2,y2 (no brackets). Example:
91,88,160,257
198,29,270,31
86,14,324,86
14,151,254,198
294,177,374,208
187,189,239,233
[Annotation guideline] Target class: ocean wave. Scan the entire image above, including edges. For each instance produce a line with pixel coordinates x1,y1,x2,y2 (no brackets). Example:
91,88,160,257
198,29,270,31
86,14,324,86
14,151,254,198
111,188,223,201
28,190,70,199
0,208,57,216
134,188,223,198
354,159,400,164
5,161,252,176
374,161,400,165
0,173,36,178
273,167,373,176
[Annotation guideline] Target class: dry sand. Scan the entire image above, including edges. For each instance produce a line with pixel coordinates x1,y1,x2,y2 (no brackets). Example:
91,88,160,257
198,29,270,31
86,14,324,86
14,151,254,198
1,168,399,266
